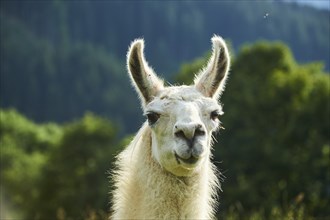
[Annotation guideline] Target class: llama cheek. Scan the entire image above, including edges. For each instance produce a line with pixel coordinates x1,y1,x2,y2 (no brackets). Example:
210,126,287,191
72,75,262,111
151,144,161,165
152,139,177,168
205,121,217,132
150,134,165,165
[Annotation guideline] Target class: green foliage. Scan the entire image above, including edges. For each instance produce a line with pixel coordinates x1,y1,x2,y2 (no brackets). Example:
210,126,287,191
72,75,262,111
176,41,330,218
1,109,62,218
174,41,236,85
1,109,121,219
174,52,211,85
225,205,312,220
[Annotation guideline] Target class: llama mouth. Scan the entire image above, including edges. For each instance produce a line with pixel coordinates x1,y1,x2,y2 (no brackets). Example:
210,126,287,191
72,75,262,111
174,152,199,165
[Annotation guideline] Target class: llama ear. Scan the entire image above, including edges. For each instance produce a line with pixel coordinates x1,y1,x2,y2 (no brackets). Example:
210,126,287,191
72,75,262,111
127,39,164,106
194,35,230,99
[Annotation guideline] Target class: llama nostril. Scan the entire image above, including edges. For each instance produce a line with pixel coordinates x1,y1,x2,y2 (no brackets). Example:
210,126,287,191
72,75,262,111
175,130,194,149
175,130,186,139
195,128,205,136
175,126,205,142
194,124,205,137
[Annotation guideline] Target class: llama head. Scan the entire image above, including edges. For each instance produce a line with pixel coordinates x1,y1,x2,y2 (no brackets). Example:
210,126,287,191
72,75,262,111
127,36,230,177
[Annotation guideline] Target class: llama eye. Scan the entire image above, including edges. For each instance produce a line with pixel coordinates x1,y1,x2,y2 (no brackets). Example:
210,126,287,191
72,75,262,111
210,110,220,121
146,112,160,125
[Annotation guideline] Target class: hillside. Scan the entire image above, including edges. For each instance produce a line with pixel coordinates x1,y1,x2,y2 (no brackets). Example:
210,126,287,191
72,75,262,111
1,1,329,133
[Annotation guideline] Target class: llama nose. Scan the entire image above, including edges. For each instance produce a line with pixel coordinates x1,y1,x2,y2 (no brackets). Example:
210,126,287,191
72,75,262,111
174,123,205,145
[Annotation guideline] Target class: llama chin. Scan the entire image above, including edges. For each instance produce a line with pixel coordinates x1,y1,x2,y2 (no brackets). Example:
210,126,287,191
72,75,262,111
110,35,230,219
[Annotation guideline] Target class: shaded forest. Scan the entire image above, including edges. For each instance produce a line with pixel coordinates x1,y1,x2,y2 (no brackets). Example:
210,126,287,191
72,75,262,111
1,1,329,219
0,1,329,133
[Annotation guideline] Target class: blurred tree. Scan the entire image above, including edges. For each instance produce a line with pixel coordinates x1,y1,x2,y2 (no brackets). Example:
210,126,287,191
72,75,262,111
1,109,121,219
0,109,62,218
174,52,210,85
220,42,329,218
175,42,330,218
27,113,119,219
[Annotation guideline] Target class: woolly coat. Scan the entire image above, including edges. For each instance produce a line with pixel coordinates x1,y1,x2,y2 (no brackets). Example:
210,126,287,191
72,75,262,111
111,123,219,219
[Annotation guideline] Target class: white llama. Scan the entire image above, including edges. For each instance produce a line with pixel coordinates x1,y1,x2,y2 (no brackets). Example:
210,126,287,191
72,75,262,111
111,35,230,219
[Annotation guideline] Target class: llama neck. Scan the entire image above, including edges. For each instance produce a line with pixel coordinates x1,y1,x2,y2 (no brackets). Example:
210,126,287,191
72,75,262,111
127,123,218,219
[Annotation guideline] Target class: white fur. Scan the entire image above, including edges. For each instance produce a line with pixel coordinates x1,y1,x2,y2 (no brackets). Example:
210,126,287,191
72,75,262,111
111,35,230,219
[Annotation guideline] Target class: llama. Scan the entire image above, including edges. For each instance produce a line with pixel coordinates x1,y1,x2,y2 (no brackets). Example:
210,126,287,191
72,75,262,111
111,35,230,219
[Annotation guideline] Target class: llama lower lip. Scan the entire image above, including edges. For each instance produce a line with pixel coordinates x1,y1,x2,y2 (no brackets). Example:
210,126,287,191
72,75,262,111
174,152,199,165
